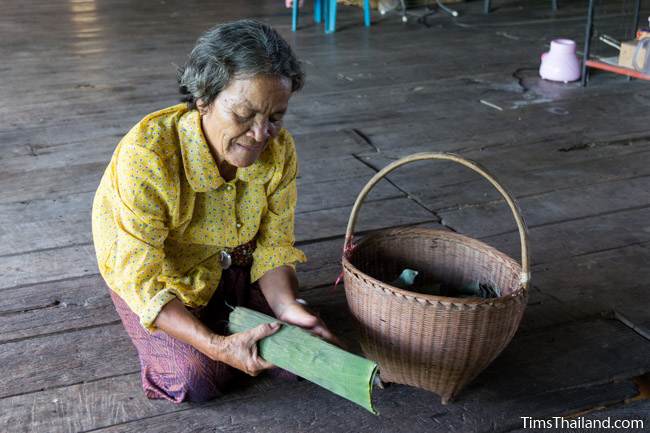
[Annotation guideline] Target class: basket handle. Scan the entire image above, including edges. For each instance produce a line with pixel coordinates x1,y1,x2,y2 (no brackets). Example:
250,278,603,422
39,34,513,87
344,152,531,287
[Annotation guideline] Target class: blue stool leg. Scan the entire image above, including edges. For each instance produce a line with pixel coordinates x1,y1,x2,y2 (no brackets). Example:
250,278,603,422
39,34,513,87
326,0,337,33
292,0,299,32
314,0,322,23
363,0,371,27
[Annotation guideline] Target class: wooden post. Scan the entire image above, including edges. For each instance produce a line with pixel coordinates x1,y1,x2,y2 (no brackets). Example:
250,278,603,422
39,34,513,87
581,0,595,86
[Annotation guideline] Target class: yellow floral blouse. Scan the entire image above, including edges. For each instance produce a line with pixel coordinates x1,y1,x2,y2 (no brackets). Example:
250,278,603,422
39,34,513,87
91,103,306,332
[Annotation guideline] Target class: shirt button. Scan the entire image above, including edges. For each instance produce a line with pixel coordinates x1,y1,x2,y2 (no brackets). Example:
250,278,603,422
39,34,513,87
226,185,233,191
236,222,242,228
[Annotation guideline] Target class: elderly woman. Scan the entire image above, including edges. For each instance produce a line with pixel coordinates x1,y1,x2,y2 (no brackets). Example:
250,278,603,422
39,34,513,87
92,20,337,403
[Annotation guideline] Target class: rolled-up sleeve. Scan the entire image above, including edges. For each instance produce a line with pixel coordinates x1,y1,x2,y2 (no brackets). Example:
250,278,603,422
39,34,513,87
250,134,307,282
110,142,179,331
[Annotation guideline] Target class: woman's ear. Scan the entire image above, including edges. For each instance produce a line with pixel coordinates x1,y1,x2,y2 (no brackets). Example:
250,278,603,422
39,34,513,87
196,98,209,116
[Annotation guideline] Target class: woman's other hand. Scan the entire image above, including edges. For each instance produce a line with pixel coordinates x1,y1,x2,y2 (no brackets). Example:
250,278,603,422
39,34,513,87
258,265,345,348
209,322,281,376
276,302,344,348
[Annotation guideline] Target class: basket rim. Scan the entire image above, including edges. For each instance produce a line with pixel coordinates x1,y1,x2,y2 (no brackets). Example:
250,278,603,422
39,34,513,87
341,227,528,307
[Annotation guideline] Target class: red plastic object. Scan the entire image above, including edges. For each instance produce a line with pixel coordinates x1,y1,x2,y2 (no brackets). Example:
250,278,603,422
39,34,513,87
585,59,650,81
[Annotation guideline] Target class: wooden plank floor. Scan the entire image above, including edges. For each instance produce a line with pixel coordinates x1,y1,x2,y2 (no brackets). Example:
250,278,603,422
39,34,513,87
2,0,650,431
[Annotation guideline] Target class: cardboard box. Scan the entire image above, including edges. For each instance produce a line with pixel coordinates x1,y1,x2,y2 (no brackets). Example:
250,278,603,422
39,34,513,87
619,39,649,71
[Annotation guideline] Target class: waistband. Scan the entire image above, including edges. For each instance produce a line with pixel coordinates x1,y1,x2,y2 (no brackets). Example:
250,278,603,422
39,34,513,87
219,239,256,269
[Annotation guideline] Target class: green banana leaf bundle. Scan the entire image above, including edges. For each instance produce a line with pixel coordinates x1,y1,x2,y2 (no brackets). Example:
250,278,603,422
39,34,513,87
228,306,379,414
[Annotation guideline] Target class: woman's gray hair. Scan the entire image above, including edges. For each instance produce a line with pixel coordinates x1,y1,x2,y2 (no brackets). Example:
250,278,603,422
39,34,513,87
177,19,304,109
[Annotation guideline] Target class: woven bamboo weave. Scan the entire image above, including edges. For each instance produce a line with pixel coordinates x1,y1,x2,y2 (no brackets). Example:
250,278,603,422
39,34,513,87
341,153,530,404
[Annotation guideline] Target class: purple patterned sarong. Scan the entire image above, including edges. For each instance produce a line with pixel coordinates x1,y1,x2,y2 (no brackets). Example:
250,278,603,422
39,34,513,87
109,265,294,403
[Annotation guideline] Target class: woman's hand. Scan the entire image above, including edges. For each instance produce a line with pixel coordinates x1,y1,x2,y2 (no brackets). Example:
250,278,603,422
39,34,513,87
276,301,344,348
207,322,281,376
258,265,345,347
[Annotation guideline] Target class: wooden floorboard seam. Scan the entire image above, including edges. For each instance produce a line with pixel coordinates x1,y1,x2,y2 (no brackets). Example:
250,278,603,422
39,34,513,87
0,320,122,346
479,204,650,241
0,241,93,260
474,172,650,207
0,371,139,401
356,133,650,175
548,239,650,261
293,193,408,216
461,12,634,28
350,154,451,229
0,274,97,295
347,128,381,153
0,299,65,317
613,310,650,342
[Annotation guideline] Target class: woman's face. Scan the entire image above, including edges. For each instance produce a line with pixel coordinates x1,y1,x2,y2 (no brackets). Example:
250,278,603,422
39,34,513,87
198,75,292,175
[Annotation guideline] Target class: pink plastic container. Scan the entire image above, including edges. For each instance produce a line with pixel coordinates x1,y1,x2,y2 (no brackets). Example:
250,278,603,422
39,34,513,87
539,39,581,83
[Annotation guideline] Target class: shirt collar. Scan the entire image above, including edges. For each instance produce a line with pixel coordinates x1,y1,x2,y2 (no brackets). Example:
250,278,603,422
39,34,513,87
178,109,275,192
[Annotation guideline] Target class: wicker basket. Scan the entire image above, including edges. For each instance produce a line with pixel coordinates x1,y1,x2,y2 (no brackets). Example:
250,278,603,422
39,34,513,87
342,152,530,404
